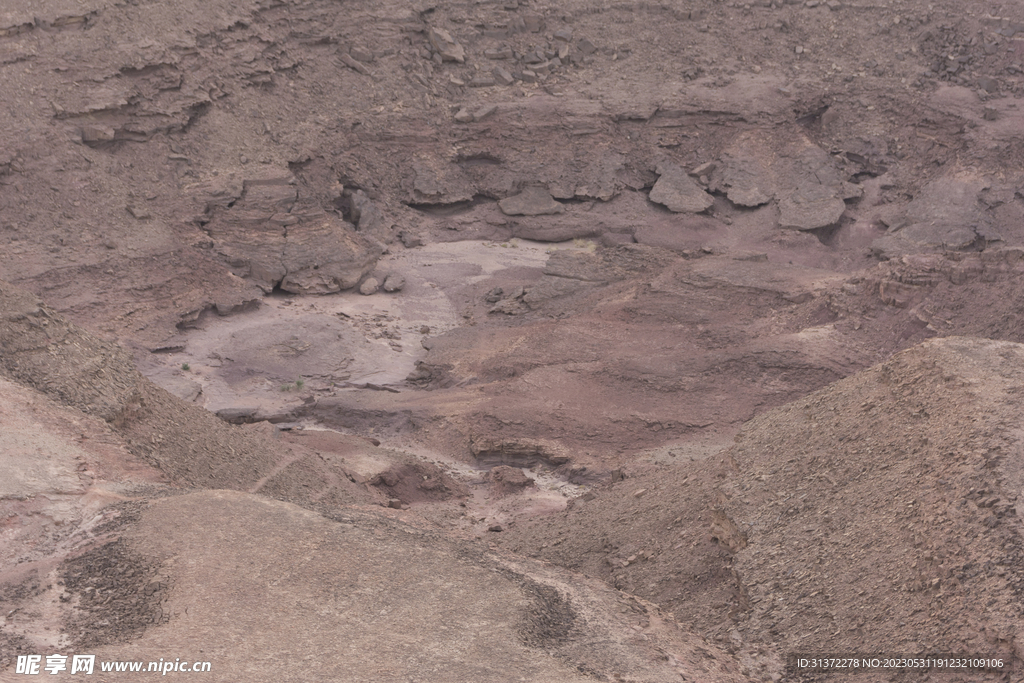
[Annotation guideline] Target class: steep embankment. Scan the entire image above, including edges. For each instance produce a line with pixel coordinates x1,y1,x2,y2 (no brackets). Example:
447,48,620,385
500,337,1024,679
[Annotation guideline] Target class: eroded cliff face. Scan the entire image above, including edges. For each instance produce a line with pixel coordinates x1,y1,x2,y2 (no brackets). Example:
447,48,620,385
3,0,1024,345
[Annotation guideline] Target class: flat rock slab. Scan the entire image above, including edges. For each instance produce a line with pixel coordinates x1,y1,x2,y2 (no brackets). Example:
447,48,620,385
498,186,566,216
715,141,774,207
509,216,597,241
777,185,847,231
542,250,617,283
682,256,844,298
501,190,645,242
871,175,1001,257
897,176,993,227
648,163,713,213
885,223,981,251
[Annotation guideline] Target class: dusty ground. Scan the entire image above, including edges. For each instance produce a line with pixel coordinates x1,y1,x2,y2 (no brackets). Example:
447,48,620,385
3,0,1024,679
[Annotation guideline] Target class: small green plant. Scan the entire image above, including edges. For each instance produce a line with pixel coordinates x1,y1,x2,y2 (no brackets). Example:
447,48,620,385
573,237,597,253
181,363,190,371
281,378,305,392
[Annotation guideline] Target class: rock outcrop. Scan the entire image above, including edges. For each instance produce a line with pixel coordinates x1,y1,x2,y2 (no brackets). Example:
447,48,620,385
205,175,381,294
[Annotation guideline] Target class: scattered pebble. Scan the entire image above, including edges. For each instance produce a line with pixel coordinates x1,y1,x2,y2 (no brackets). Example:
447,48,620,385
474,104,498,121
492,66,514,86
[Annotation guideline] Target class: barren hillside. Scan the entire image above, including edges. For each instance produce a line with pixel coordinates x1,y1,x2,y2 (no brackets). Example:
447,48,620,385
3,0,1024,679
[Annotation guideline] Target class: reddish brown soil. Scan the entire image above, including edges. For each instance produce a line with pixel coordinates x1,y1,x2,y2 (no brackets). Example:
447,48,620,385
3,0,1024,679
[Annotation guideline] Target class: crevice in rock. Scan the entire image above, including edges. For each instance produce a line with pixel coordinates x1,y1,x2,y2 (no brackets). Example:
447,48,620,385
406,194,492,215
181,100,211,132
455,152,503,167
795,104,829,132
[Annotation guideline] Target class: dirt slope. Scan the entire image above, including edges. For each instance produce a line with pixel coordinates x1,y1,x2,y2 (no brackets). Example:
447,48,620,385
0,375,167,670
499,337,1024,680
0,279,754,681
0,279,384,507
76,489,751,683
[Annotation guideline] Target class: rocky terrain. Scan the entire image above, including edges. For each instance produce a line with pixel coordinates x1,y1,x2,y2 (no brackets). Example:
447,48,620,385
2,0,1024,680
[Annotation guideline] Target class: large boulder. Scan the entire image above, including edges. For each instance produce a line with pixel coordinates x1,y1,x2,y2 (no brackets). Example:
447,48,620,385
776,144,858,231
711,135,860,231
777,183,847,231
